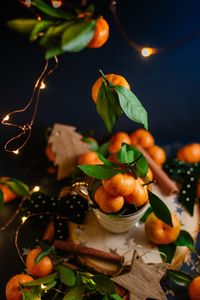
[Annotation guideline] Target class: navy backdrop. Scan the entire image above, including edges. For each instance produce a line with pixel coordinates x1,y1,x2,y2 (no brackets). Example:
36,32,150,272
1,0,200,159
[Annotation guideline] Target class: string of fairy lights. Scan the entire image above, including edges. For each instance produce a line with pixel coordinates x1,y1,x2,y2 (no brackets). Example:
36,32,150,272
2,0,200,155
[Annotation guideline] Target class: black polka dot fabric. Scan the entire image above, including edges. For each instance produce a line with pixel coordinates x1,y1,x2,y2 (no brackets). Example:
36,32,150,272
164,159,200,215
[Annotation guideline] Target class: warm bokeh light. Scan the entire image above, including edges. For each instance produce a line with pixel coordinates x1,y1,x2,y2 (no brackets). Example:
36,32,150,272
141,47,153,57
40,82,46,90
32,186,40,192
3,115,10,122
13,149,20,155
21,216,28,223
51,0,63,8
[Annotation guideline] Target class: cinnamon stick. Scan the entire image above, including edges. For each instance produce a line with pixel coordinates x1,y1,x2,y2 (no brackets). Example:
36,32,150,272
43,221,55,242
54,240,123,263
136,145,178,195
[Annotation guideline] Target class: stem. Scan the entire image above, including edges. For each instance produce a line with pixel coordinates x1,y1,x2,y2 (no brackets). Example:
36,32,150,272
98,69,115,89
129,154,143,168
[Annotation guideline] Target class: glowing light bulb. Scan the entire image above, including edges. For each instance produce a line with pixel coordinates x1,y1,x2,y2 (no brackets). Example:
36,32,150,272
40,82,46,90
3,115,10,122
32,186,40,192
141,47,153,57
21,216,27,223
13,149,19,155
51,0,63,8
41,284,47,290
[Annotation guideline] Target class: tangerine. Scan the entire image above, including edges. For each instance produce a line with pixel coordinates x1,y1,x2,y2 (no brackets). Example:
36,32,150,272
26,247,54,277
94,185,124,213
102,172,135,197
188,276,200,300
124,178,148,207
91,74,130,103
88,17,109,49
0,183,17,203
145,212,181,245
177,143,200,163
130,129,155,149
5,274,33,300
109,132,131,153
78,151,103,165
147,145,166,165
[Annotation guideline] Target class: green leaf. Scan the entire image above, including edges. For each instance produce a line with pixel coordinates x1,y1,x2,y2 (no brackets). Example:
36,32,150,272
62,20,96,52
174,230,195,252
78,165,120,179
98,142,109,156
111,294,123,300
148,190,173,226
58,265,76,286
82,137,99,151
35,247,54,264
96,152,115,167
158,244,176,263
135,154,148,178
166,269,193,287
92,275,116,295
84,4,95,14
139,206,152,223
22,286,42,300
117,144,134,163
0,190,3,210
3,178,29,197
114,85,148,130
32,0,73,20
23,273,58,286
96,81,120,132
45,46,64,59
30,20,54,41
7,19,38,35
63,285,84,300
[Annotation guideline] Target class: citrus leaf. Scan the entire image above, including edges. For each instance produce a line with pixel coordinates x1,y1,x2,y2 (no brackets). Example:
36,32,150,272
135,154,148,178
7,19,38,35
117,144,134,163
45,46,64,59
61,20,96,52
114,85,148,130
96,82,120,132
174,230,195,252
32,0,73,20
0,190,3,210
96,152,115,167
78,165,120,179
58,265,76,286
111,294,123,300
140,206,152,223
22,286,42,300
35,247,54,264
82,137,99,151
98,142,109,156
92,275,116,295
166,269,193,287
23,273,58,286
63,285,84,300
3,178,29,196
148,190,173,226
30,20,54,41
158,244,176,263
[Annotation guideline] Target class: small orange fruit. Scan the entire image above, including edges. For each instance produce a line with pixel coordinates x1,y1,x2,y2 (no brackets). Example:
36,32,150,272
102,172,135,197
88,16,109,49
147,168,153,181
125,178,148,207
177,143,200,163
26,247,54,277
45,143,56,162
5,274,33,300
188,276,200,300
78,151,103,165
0,183,17,203
91,74,130,103
147,145,166,165
130,129,155,149
109,132,131,153
94,185,124,213
145,212,181,245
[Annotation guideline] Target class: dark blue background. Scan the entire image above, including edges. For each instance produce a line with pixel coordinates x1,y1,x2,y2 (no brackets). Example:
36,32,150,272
1,0,200,161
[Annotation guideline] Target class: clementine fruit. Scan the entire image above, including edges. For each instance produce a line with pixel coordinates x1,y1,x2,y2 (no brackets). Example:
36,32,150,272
109,132,131,153
26,247,54,277
102,172,135,197
177,143,200,163
88,16,109,49
145,212,181,245
125,178,148,207
78,151,103,165
188,276,200,300
147,168,153,181
5,274,33,300
45,143,56,162
94,185,124,213
0,183,17,203
91,74,130,103
130,129,155,149
147,145,166,165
